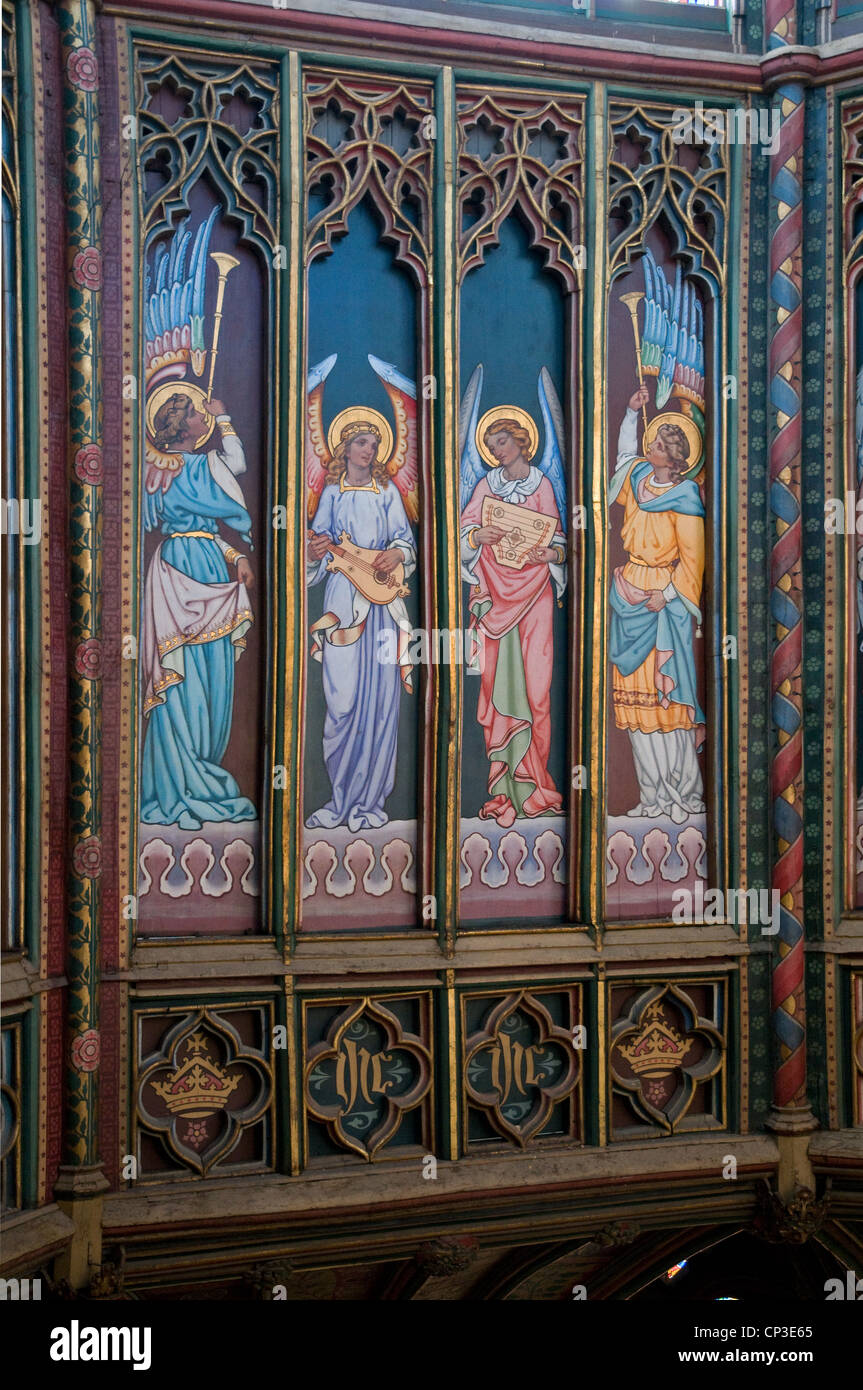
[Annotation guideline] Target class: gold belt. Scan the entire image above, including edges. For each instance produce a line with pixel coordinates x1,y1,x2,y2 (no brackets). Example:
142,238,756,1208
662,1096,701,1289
169,531,215,540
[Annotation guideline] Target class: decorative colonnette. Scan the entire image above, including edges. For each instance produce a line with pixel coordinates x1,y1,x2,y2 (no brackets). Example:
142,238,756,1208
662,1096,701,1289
56,0,105,1175
840,94,863,911
840,94,863,1125
765,0,811,1119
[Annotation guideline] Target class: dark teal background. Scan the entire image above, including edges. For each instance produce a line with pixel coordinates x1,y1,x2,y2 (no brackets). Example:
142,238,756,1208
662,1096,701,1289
305,196,421,825
458,214,569,823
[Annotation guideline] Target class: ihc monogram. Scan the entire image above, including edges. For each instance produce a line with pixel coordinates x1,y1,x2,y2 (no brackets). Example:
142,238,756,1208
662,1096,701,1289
333,1038,400,1111
487,1034,553,1098
305,1004,431,1157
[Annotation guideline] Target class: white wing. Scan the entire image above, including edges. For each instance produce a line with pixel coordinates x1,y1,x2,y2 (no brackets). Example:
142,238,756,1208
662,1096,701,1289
458,364,486,514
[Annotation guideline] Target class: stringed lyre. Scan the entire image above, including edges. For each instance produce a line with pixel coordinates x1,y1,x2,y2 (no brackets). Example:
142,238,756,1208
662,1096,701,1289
324,531,410,605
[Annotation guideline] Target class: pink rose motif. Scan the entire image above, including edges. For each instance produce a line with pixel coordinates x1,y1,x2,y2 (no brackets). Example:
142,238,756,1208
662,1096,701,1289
74,443,103,485
75,638,102,681
73,835,102,880
184,1120,209,1150
72,246,102,291
72,1029,100,1073
66,46,98,93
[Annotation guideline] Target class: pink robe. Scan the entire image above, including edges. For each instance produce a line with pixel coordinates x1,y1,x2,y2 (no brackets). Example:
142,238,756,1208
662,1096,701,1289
461,474,563,826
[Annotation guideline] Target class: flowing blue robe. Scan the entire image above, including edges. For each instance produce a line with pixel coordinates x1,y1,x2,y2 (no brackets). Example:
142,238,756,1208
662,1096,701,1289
307,479,415,830
140,453,256,830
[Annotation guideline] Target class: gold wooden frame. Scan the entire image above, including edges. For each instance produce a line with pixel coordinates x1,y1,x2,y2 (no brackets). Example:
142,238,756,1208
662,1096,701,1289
300,989,435,1165
600,95,733,929
459,984,585,1153
131,999,277,1182
606,973,729,1140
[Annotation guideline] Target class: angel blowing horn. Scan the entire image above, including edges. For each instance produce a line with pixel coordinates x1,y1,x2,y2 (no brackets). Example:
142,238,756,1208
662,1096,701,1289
139,209,256,832
305,353,419,832
609,250,707,826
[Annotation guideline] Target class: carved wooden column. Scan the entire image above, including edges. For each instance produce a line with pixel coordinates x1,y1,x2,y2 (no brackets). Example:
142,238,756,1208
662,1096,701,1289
52,0,108,1288
763,2,819,1160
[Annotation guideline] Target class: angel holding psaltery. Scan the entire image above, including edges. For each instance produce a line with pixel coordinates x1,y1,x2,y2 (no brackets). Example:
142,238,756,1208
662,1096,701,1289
459,365,568,829
305,354,419,831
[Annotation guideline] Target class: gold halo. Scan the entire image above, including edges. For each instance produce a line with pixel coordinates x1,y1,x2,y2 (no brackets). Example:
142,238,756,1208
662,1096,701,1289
476,406,539,469
642,411,704,480
145,381,215,452
327,407,393,464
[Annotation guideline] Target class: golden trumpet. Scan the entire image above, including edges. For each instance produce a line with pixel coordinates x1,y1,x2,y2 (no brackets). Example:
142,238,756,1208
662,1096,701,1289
620,289,648,437
206,252,240,402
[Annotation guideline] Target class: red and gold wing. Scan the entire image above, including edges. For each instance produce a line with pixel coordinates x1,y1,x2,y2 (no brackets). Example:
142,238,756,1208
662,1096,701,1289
368,355,419,524
306,354,337,520
144,445,184,495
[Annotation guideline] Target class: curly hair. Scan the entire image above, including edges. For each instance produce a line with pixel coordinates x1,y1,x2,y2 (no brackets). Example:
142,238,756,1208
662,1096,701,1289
153,393,194,453
483,417,534,460
325,422,390,489
655,422,690,466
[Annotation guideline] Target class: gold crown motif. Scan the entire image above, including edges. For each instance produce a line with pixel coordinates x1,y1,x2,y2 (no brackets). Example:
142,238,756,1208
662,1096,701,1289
617,1001,692,1078
151,1033,241,1117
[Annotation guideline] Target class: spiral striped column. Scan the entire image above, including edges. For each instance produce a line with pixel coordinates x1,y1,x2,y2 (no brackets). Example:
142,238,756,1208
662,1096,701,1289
766,13,811,1116
765,0,796,51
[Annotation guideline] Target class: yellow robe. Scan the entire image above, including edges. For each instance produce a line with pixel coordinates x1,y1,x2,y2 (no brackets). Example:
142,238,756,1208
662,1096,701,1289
611,467,705,735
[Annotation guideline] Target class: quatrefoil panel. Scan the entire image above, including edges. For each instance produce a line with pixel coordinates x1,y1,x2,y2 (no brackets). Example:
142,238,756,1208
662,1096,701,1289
135,1006,273,1177
303,995,433,1162
609,980,726,1139
461,987,582,1150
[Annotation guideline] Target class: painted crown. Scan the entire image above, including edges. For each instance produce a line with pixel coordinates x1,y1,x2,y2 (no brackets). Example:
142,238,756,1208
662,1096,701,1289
617,1001,692,1078
151,1033,241,1117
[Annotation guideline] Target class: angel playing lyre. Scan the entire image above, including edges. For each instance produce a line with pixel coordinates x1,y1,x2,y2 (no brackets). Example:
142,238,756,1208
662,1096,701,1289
305,353,419,831
459,364,568,829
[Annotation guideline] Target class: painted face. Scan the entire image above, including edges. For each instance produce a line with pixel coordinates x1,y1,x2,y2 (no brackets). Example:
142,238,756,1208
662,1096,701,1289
184,407,208,443
650,430,686,476
487,430,523,468
647,432,668,463
346,432,379,469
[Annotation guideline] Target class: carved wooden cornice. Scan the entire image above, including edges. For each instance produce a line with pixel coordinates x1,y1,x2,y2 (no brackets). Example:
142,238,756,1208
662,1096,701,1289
97,1,863,92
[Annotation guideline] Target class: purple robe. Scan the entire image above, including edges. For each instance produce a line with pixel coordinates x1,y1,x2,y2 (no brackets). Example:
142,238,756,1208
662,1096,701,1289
306,478,415,830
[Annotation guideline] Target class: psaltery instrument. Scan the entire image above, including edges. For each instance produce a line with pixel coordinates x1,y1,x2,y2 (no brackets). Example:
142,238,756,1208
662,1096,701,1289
480,497,557,571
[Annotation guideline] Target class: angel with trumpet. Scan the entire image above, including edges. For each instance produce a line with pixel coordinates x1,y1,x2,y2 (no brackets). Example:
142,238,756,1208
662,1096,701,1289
611,251,707,824
139,210,256,831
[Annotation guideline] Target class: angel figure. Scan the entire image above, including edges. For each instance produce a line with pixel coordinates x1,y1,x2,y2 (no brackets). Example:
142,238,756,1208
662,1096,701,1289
305,353,419,831
140,210,255,831
611,250,707,824
459,365,567,829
